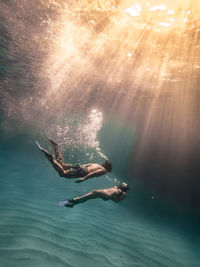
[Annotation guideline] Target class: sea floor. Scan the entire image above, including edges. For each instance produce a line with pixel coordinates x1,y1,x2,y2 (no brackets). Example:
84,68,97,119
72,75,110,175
0,138,200,267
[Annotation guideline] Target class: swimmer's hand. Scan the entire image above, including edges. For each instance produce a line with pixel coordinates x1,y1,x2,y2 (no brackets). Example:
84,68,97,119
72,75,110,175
75,178,86,183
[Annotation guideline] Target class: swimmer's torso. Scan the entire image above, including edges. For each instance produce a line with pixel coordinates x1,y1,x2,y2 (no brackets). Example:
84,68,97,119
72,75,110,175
69,163,105,178
84,163,106,173
101,187,124,202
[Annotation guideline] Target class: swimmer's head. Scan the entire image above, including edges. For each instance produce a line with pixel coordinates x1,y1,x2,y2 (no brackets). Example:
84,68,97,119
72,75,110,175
102,160,112,172
117,183,130,192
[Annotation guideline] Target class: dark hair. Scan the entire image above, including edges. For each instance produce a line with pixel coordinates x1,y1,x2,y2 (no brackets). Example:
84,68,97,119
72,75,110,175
102,160,112,172
117,183,130,192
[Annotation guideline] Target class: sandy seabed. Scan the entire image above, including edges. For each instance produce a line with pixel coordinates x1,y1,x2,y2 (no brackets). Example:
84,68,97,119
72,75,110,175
0,140,199,267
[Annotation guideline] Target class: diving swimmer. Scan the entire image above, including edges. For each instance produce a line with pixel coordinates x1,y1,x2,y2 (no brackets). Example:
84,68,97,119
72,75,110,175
59,183,130,208
35,138,112,183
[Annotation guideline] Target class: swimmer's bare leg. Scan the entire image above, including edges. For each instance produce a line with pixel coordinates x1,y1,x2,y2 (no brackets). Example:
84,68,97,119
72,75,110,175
48,137,70,170
51,160,72,178
64,190,108,208
35,141,69,177
71,190,103,205
48,138,62,161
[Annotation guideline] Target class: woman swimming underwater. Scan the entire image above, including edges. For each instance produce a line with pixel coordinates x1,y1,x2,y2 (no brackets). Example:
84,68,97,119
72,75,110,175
59,183,130,208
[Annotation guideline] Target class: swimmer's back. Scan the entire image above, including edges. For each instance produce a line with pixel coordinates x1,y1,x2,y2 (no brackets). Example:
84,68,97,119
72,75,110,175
84,163,106,173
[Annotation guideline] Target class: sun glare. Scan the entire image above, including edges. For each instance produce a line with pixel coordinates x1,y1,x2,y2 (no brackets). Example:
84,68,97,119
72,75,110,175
124,3,141,17
149,4,167,12
41,0,200,135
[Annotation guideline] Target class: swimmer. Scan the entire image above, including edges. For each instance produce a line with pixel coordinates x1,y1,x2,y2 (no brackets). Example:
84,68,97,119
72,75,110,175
35,138,112,183
59,183,130,208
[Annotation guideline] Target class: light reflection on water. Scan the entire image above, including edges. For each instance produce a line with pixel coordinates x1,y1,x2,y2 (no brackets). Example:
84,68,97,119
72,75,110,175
124,1,194,32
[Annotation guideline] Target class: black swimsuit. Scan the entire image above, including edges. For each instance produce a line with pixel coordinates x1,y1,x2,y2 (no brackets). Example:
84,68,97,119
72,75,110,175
69,165,89,178
111,189,123,202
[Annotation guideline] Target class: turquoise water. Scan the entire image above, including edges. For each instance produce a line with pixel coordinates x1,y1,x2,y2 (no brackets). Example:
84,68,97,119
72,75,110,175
0,134,200,267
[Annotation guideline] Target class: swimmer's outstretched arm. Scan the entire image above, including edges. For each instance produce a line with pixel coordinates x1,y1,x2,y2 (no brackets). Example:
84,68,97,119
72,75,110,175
75,169,106,183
